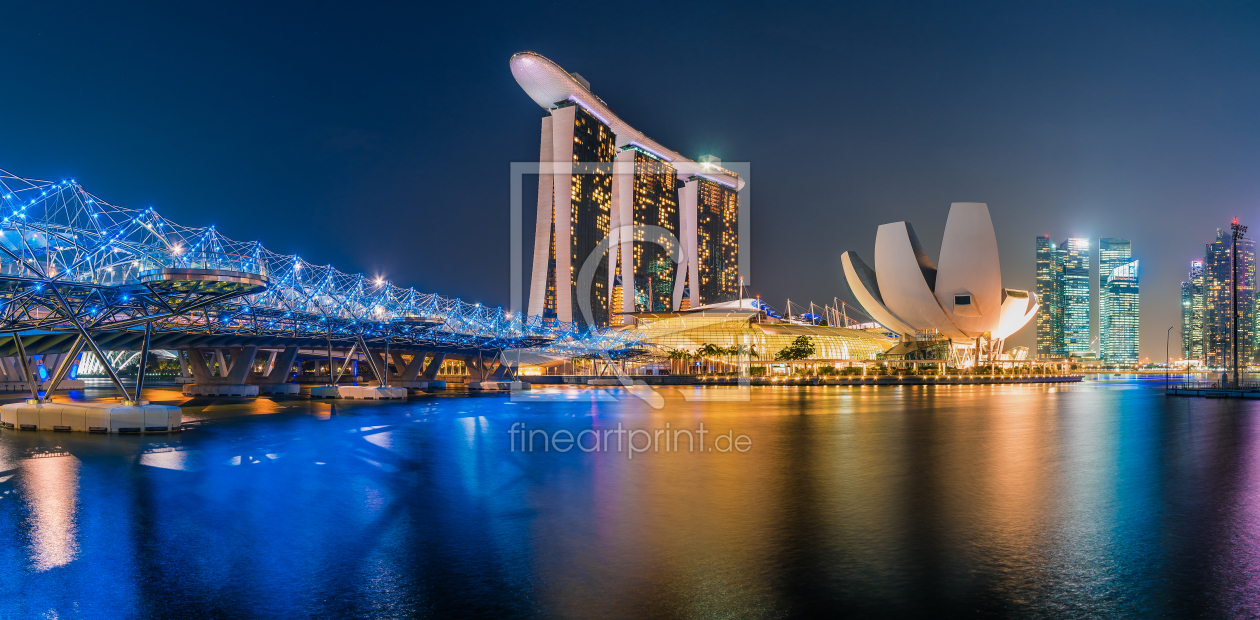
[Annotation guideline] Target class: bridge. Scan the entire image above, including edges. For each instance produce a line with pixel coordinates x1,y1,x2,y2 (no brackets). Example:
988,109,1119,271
0,169,636,406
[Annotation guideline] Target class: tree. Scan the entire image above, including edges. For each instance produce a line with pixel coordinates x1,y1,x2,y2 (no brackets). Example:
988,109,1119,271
697,344,724,358
776,335,816,361
664,348,698,374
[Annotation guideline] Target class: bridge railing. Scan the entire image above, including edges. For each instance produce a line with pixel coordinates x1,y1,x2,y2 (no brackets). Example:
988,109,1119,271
139,250,269,278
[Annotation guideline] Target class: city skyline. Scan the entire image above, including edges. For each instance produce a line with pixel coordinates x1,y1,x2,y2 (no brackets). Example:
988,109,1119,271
1036,235,1140,365
0,6,1257,619
4,4,1260,361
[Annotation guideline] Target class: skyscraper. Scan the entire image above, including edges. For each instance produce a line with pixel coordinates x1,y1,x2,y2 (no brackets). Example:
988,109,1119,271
1035,236,1065,358
1181,260,1205,361
1102,260,1139,366
1203,228,1256,368
514,51,744,326
694,173,740,308
620,146,679,313
528,102,615,327
1098,238,1132,362
1061,238,1092,354
1035,236,1090,358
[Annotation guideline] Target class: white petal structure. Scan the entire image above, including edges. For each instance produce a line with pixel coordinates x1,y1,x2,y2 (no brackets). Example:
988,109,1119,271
842,203,1038,343
995,289,1040,340
874,222,969,340
935,202,1002,335
841,252,915,335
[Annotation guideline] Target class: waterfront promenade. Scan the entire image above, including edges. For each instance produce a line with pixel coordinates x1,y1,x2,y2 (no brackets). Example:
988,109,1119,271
533,374,1084,386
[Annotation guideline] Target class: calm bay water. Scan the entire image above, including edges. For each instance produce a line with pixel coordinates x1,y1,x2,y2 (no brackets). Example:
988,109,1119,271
0,377,1257,618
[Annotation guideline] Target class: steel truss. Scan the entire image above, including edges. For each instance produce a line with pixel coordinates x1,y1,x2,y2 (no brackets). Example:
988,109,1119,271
0,170,638,391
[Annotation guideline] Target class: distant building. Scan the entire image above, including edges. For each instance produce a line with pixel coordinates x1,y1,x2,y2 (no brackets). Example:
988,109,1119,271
513,51,744,326
1061,238,1092,354
1035,236,1066,358
1202,228,1256,368
1181,260,1205,361
1102,260,1139,366
1098,238,1132,363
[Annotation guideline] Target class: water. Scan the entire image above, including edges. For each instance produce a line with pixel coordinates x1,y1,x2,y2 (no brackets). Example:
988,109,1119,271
0,378,1256,618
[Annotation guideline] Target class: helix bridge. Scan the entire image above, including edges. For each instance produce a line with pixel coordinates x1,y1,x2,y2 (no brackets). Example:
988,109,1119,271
0,169,638,394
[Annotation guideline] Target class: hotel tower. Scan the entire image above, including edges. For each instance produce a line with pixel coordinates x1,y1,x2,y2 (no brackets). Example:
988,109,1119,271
511,51,744,326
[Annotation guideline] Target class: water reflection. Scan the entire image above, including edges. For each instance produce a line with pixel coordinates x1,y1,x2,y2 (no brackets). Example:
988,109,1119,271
20,452,80,571
2,380,1260,616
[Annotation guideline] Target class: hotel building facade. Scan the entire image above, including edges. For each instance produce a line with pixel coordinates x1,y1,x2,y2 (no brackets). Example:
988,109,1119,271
512,51,744,326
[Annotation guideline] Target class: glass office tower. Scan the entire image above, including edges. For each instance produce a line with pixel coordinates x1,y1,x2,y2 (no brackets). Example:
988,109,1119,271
1102,260,1140,366
1035,236,1066,358
1098,238,1132,363
1061,238,1092,354
1181,260,1205,361
1204,229,1256,368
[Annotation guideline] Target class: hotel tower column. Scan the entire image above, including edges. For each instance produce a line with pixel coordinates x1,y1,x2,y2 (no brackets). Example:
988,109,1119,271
527,115,554,320
609,148,635,323
674,177,699,311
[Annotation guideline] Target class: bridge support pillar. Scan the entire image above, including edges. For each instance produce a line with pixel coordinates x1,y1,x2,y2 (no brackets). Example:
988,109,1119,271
0,354,85,393
369,351,442,389
421,354,446,380
176,351,194,384
248,346,300,394
406,353,447,389
180,347,261,397
466,354,528,391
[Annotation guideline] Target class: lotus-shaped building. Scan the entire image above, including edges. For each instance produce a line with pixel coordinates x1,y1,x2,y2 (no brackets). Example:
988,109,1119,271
841,203,1038,364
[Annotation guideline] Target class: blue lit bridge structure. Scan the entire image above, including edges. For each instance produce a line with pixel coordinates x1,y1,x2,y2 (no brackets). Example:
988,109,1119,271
0,169,637,398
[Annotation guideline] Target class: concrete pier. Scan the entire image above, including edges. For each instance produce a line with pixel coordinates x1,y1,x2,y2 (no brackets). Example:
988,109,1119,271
468,381,530,391
1167,386,1260,399
0,380,86,393
370,380,446,390
310,385,407,399
0,401,180,433
258,383,299,395
182,384,259,397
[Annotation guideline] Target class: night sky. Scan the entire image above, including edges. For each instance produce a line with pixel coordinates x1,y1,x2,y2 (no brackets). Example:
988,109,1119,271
4,1,1260,360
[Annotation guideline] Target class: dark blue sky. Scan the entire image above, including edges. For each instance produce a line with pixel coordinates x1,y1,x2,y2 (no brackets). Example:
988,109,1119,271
3,1,1259,359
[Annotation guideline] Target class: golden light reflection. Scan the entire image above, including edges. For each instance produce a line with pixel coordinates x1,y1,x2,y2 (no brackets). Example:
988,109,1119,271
532,388,780,617
974,387,1059,585
19,454,80,571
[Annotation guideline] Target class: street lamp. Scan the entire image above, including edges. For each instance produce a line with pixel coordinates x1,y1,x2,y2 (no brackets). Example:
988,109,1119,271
1167,325,1176,391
